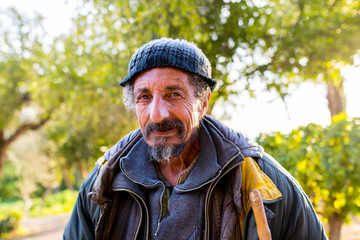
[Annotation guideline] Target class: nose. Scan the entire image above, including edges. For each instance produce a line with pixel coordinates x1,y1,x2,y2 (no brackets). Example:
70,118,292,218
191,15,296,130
149,95,170,123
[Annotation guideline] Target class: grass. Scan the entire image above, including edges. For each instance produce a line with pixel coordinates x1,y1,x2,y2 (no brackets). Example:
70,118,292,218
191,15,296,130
0,190,77,219
0,189,77,238
29,189,78,217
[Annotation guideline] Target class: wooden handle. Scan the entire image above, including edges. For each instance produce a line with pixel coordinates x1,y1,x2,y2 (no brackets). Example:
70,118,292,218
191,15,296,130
249,190,272,240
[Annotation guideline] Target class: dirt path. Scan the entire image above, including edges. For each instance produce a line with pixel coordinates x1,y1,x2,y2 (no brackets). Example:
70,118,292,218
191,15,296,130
9,213,360,240
12,213,70,240
340,215,360,240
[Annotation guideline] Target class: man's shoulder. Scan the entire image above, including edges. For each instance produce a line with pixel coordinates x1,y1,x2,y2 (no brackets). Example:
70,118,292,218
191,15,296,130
259,153,306,199
202,115,264,159
203,115,299,192
78,166,100,197
82,129,142,191
102,128,142,161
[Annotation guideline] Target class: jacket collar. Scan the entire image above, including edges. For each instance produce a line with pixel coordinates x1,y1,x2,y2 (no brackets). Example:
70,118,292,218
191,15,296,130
119,139,159,187
117,118,247,191
202,115,264,159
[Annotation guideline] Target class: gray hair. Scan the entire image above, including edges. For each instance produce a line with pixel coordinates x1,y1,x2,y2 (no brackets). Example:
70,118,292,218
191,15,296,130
122,74,211,113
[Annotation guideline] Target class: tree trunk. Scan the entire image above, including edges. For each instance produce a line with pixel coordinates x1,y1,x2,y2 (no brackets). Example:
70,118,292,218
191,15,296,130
328,212,343,240
0,130,6,180
0,147,6,181
78,162,89,180
326,80,346,120
23,194,33,217
39,187,52,211
62,168,74,191
0,115,51,181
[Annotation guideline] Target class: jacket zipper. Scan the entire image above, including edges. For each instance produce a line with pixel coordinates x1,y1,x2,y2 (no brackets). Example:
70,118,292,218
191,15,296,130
112,188,150,240
154,222,161,237
204,151,242,239
154,181,165,238
119,159,166,239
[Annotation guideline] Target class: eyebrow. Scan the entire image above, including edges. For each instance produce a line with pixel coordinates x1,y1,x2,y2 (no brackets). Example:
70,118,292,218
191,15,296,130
165,84,184,91
135,84,185,96
134,88,150,97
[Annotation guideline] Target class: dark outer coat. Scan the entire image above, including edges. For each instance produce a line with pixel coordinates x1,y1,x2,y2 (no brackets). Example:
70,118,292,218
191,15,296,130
63,115,328,240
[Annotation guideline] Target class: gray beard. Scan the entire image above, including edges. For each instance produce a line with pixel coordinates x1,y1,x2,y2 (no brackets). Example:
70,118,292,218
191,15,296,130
148,137,184,164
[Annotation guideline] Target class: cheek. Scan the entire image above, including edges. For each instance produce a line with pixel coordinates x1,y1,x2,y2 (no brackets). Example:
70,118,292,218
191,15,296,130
180,99,203,128
135,105,148,127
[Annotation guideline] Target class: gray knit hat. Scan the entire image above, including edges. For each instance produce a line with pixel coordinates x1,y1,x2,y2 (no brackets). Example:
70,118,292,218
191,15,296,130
119,38,217,91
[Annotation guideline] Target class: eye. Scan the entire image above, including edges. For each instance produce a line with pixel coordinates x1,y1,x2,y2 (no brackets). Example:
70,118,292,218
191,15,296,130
168,91,184,99
136,94,151,102
140,95,150,99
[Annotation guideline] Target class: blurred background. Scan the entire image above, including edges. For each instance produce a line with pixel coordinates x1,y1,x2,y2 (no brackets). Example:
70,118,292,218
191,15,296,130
0,0,359,239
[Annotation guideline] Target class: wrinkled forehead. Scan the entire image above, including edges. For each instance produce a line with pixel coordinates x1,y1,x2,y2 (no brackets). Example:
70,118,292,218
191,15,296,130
133,67,193,93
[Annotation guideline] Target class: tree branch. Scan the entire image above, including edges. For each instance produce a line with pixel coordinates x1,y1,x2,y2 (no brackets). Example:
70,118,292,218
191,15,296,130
329,0,340,11
4,114,51,149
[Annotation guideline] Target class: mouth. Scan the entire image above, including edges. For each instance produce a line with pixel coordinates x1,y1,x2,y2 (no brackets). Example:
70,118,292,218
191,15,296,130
144,119,184,142
151,128,177,136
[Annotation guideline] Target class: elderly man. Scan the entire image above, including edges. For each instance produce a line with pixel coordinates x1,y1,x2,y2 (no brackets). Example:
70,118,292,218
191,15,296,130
63,38,328,240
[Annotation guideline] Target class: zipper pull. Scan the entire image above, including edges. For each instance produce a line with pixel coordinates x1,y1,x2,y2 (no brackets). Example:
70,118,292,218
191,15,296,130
155,222,161,237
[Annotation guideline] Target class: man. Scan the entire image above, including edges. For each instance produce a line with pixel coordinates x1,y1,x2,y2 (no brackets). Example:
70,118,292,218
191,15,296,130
63,38,328,239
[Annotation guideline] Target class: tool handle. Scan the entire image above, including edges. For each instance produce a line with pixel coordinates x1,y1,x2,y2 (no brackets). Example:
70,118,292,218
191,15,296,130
249,190,272,240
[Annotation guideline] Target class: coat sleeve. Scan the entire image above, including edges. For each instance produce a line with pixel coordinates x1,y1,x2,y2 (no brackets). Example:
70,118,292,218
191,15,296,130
63,167,101,240
63,130,140,239
259,153,328,240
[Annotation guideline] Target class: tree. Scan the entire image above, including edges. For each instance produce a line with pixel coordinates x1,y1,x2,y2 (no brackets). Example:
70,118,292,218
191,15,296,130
258,115,360,240
75,0,267,111
7,131,59,216
50,0,359,237
78,0,360,121
242,0,360,119
0,6,138,187
0,8,55,179
40,16,140,187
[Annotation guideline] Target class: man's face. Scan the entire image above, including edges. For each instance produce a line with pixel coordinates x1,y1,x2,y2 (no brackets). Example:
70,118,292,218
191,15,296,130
133,67,208,162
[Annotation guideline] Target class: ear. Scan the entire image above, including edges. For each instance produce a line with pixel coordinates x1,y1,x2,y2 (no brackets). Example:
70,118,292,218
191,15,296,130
199,91,211,117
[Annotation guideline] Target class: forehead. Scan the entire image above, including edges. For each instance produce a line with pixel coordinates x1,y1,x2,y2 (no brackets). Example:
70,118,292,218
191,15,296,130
133,67,193,92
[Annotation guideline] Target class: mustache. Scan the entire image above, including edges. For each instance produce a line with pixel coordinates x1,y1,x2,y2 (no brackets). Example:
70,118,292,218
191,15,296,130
144,119,184,138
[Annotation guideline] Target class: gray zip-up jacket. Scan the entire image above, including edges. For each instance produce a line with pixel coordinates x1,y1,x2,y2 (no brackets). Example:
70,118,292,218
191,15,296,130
63,115,328,240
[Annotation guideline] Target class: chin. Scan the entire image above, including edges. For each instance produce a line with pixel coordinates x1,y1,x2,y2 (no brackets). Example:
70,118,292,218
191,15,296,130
147,136,183,147
148,143,184,163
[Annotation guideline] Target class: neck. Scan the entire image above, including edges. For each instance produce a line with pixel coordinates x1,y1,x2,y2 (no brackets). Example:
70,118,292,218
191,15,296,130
158,133,200,186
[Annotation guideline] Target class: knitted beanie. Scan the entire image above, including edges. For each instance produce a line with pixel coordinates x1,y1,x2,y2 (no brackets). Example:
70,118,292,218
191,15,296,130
119,38,217,91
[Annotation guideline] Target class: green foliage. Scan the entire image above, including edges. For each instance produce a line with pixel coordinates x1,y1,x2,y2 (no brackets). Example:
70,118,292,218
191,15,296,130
245,0,360,117
76,0,360,117
75,0,267,110
258,115,360,223
0,190,77,238
2,0,360,215
0,201,23,221
259,0,360,80
0,161,21,201
0,190,77,218
0,6,139,187
0,59,26,128
0,211,22,238
0,8,56,127
44,29,139,183
0,199,23,238
29,189,78,216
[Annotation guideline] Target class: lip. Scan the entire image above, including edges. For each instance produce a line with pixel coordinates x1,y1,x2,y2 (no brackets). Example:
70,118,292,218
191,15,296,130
151,128,177,137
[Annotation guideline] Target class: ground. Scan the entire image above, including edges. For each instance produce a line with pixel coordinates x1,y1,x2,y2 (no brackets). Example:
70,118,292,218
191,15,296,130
11,213,70,240
8,213,360,240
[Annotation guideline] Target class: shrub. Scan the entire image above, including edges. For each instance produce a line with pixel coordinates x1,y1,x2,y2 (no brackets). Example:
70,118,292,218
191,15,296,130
0,211,22,238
